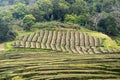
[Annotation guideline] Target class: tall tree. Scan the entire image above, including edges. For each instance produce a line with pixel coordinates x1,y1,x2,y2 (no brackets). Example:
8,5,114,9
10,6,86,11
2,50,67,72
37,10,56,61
51,0,69,21
0,10,13,42
11,3,28,19
70,0,89,15
32,0,53,21
98,16,119,36
22,14,36,31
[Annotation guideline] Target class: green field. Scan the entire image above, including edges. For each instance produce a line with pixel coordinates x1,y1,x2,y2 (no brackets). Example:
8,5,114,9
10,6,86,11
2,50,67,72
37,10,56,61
12,30,120,54
0,50,120,80
0,29,119,80
0,0,120,79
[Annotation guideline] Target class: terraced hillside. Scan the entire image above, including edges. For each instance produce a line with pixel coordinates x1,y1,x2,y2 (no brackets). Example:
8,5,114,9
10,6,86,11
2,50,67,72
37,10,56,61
0,52,120,80
12,30,120,54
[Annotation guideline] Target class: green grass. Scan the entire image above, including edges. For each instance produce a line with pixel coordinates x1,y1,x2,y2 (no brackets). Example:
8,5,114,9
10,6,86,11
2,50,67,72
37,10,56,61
112,36,120,46
73,27,120,49
85,31,119,49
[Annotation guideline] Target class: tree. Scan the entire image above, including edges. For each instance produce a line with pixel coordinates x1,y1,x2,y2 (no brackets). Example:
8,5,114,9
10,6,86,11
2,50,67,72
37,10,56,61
98,16,119,36
0,10,13,42
65,0,75,4
76,15,88,26
65,14,88,26
51,0,70,21
65,14,77,24
0,19,9,42
70,0,89,15
32,0,53,21
11,3,28,19
0,10,13,22
22,14,36,31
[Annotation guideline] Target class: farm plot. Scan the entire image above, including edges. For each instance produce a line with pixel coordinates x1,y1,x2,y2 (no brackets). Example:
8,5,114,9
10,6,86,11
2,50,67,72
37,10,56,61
0,52,120,80
12,30,120,54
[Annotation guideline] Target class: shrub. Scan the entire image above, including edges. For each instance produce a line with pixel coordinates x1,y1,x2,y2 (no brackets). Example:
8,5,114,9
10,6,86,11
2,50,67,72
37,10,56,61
22,14,36,31
32,21,80,29
65,14,88,26
98,16,119,36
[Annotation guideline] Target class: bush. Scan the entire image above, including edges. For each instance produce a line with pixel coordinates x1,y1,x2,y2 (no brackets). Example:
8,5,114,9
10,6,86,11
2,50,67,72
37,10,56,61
32,21,80,29
7,30,17,41
98,16,119,36
65,14,88,26
22,14,36,31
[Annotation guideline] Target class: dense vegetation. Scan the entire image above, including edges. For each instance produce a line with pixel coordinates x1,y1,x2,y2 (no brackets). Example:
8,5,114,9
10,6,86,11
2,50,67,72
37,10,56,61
0,0,120,42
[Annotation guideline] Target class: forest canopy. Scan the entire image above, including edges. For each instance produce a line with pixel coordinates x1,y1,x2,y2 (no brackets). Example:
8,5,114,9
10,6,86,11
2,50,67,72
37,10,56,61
0,0,120,42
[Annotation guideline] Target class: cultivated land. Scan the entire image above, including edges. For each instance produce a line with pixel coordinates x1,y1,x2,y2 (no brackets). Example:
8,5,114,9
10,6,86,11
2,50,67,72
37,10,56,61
0,51,120,80
12,30,120,54
0,29,120,80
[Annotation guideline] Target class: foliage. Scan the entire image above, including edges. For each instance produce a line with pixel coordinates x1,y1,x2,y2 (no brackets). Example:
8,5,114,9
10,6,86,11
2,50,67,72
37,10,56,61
86,31,119,49
0,23,9,43
0,10,13,22
51,0,70,21
0,0,120,43
70,0,89,15
32,0,53,21
22,14,36,31
65,14,77,24
11,3,28,19
98,16,119,36
112,37,120,46
32,21,75,29
0,10,13,43
65,14,88,26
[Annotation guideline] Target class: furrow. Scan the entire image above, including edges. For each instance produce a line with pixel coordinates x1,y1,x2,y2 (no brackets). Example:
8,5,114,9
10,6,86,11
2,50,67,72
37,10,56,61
80,33,85,46
41,30,49,49
89,36,95,47
56,31,62,51
51,31,57,50
46,31,53,49
84,34,89,47
65,31,73,53
37,30,44,48
60,31,67,52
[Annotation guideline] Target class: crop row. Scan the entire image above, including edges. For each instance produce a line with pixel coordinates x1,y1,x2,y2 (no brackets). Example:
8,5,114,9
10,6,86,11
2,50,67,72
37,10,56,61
12,30,119,54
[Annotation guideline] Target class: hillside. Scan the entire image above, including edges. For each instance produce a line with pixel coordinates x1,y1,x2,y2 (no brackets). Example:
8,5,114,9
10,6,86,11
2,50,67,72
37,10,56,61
0,0,120,80
0,28,120,80
12,30,120,54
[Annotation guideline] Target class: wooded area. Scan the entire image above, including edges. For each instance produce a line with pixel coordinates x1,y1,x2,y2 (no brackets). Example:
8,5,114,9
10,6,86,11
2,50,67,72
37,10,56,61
0,0,120,42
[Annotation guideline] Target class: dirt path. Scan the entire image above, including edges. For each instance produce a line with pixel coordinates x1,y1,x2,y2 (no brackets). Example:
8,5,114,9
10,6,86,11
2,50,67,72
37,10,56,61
0,43,5,51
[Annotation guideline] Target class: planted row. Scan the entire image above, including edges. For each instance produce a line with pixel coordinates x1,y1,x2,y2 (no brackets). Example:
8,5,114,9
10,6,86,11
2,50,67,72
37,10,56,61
12,30,120,54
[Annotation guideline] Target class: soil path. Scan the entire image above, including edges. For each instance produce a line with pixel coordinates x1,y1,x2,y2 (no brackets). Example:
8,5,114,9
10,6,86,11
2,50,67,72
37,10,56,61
0,43,5,51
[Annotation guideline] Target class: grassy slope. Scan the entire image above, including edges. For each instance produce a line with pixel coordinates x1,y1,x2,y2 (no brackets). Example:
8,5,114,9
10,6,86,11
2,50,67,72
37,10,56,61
78,28,119,49
2,27,120,51
48,27,120,49
0,28,120,80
